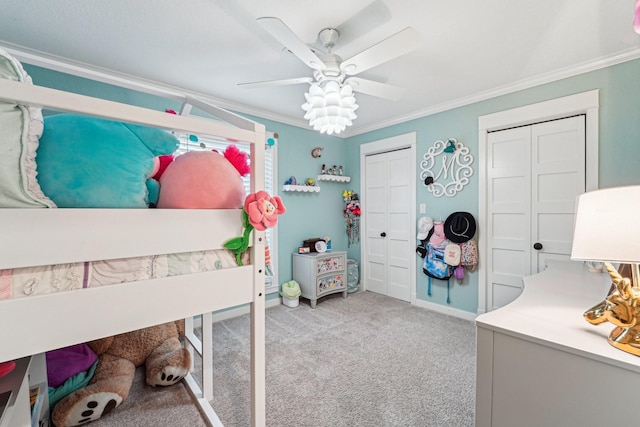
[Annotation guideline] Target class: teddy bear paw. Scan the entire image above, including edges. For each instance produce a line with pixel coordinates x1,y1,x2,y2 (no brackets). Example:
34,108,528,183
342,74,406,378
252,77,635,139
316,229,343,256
64,392,123,426
150,365,189,387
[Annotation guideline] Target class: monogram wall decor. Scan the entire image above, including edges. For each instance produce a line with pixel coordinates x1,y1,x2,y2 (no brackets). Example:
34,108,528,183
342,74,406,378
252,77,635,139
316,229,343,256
420,138,474,197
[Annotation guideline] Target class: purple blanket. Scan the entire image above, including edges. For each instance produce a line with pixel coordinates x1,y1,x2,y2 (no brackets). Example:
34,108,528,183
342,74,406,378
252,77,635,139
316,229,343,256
46,343,98,388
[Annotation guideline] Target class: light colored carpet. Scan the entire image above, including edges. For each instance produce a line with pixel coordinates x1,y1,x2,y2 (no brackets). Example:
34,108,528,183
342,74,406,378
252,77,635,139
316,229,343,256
87,291,476,426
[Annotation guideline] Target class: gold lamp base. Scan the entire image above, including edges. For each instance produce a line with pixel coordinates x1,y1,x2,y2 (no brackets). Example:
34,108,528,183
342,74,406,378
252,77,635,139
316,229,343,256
584,263,640,357
609,325,640,357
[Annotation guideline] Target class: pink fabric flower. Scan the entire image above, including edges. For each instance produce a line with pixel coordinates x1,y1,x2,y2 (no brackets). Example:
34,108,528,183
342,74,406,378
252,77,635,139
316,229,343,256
244,191,286,230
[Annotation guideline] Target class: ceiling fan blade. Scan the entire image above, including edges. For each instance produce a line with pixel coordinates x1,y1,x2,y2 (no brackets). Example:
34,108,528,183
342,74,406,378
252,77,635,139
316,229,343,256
340,27,422,75
257,17,326,71
345,77,407,101
238,77,313,89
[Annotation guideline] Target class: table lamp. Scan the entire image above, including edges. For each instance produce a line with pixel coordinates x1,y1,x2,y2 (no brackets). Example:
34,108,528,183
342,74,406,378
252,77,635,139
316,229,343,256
571,185,640,356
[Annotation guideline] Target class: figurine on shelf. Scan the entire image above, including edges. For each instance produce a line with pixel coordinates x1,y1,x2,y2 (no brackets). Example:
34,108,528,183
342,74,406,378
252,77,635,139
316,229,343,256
338,166,343,176
321,164,326,175
284,176,297,185
306,177,315,186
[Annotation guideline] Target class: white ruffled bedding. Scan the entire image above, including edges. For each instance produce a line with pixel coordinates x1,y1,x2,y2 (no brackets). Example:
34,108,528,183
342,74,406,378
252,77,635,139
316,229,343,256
0,249,249,300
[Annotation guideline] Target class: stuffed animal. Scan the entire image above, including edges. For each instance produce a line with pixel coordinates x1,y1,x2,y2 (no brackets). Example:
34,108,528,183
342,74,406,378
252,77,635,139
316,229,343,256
156,144,250,209
35,115,253,209
51,321,190,427
36,114,178,208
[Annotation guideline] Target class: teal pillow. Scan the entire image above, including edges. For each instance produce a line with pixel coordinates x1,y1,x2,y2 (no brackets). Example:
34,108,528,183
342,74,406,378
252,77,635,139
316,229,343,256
37,114,178,208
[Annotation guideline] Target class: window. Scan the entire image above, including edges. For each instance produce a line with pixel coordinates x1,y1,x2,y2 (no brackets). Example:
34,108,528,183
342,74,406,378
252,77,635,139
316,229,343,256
175,132,279,294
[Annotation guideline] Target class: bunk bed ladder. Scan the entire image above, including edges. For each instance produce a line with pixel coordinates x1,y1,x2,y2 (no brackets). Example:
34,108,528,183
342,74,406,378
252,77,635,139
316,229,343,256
184,313,223,427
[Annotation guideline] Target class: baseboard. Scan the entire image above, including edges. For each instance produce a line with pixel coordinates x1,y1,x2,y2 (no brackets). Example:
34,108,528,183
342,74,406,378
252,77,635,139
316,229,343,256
413,299,478,322
194,295,475,325
209,297,282,323
191,298,281,328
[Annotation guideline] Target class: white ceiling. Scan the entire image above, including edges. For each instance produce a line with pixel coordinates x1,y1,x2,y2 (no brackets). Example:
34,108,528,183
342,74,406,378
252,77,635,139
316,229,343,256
1,0,639,137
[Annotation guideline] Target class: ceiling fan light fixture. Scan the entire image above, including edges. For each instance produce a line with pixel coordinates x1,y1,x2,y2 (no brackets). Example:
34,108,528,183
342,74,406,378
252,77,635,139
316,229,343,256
301,81,359,135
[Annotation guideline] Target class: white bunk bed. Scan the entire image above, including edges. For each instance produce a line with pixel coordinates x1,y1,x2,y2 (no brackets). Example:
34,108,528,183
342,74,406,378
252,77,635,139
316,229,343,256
0,77,267,427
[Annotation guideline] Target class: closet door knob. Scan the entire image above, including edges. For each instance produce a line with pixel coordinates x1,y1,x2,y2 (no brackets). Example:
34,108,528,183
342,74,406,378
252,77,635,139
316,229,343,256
380,232,387,237
533,242,543,250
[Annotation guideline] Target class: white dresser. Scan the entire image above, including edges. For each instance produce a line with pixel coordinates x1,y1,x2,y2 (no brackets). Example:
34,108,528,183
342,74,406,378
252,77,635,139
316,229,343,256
292,251,347,308
475,261,640,427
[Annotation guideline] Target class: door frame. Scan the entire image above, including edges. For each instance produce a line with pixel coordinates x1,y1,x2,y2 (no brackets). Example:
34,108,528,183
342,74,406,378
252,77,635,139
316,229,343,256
360,132,417,304
477,90,599,314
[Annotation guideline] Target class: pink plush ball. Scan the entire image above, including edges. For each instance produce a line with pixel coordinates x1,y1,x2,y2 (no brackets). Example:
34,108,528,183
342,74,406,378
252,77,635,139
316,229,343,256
157,151,245,209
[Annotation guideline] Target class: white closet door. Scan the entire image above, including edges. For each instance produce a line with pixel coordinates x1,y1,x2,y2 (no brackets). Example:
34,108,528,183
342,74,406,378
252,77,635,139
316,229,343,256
365,154,388,296
531,116,586,272
364,148,412,302
487,116,585,310
487,126,532,310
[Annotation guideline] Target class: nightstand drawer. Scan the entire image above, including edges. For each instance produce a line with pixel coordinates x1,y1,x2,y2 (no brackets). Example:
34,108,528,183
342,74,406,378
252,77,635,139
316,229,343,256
315,255,345,275
317,273,345,297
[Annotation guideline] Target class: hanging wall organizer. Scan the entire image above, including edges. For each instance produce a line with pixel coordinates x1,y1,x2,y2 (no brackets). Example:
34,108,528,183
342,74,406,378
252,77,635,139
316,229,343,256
420,138,473,197
342,190,360,247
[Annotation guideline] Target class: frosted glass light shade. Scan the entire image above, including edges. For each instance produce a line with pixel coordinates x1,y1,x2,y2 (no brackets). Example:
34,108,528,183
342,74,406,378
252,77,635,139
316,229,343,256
301,81,359,135
571,185,640,263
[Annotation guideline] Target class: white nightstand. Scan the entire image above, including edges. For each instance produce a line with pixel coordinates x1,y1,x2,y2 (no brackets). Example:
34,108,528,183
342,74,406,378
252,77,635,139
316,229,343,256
292,251,347,308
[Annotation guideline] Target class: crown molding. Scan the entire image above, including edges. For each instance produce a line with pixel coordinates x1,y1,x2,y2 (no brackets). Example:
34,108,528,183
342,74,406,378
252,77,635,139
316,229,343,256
342,47,640,138
2,43,311,131
4,43,640,140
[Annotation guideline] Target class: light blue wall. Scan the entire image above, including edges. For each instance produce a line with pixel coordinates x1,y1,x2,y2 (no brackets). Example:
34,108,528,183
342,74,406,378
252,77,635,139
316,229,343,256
239,115,347,291
24,58,640,313
346,58,640,313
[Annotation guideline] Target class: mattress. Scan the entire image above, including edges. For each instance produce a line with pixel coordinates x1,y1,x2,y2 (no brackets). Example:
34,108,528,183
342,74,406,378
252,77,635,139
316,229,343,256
0,249,250,300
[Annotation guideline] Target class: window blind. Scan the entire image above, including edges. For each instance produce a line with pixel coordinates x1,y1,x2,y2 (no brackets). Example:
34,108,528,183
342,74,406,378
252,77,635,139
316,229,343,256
175,132,279,294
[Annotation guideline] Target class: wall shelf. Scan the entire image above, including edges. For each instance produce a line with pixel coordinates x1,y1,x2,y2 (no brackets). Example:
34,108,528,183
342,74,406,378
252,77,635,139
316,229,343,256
282,185,320,193
317,175,351,183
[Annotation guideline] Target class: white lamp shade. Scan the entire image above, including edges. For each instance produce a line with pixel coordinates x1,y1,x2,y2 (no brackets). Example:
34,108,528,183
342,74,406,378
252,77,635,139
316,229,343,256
571,185,640,263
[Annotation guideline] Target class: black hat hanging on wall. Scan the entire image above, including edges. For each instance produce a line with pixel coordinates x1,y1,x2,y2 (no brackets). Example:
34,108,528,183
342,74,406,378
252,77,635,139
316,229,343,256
444,212,476,243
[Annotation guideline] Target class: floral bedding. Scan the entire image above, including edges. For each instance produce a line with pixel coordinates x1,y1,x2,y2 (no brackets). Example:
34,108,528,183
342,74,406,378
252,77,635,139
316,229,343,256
0,249,249,300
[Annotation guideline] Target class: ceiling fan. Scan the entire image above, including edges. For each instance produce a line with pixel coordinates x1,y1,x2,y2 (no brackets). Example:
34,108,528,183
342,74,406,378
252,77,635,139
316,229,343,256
242,16,422,100
239,17,422,134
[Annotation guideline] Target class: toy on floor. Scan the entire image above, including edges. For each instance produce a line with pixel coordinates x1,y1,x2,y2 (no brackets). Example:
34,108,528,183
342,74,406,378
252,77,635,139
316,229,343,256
51,321,190,427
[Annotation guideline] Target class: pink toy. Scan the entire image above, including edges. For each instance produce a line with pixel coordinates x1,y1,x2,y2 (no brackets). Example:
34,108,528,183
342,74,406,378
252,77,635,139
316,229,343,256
0,360,15,378
151,154,175,181
157,145,249,209
224,190,286,265
244,191,286,231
